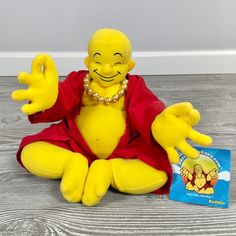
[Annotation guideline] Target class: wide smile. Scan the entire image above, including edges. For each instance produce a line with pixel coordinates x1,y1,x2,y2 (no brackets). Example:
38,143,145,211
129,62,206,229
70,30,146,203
94,70,121,82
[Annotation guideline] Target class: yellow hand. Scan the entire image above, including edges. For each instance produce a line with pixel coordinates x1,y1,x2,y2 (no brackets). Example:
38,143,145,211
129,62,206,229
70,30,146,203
11,54,59,115
151,102,213,164
180,167,189,178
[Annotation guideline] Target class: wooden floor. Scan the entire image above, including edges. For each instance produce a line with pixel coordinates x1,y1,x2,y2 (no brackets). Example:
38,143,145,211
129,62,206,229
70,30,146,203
0,74,235,235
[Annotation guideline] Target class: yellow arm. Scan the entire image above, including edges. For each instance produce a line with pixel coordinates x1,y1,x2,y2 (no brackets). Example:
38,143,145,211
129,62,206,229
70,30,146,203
151,102,213,164
207,168,218,181
180,167,193,181
11,54,59,115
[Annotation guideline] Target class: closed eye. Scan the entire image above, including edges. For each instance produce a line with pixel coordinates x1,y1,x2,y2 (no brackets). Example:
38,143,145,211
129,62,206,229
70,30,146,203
96,62,101,65
115,62,121,65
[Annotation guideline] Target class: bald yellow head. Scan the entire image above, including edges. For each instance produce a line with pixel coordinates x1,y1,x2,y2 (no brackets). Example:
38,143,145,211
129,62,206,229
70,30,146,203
194,164,203,174
85,28,135,87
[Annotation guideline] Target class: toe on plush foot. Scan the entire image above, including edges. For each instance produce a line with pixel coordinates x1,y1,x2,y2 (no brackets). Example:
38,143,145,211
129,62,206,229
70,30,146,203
60,183,83,203
82,193,99,207
82,182,107,206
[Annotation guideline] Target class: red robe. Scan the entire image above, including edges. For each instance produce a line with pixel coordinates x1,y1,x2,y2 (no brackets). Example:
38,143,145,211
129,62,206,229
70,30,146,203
17,70,172,194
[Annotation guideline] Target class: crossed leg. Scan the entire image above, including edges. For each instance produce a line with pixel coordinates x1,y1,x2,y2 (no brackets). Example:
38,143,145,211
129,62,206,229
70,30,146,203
21,142,168,206
110,158,168,194
21,141,88,202
82,158,168,206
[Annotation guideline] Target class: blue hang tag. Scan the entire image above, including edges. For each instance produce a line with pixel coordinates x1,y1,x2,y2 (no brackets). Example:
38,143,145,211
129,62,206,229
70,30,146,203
169,147,231,208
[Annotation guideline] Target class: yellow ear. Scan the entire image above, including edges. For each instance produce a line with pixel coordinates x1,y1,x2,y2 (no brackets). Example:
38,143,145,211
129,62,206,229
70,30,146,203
128,59,135,72
84,56,90,68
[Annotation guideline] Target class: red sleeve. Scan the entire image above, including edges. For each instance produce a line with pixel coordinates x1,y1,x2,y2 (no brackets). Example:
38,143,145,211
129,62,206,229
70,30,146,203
127,75,166,143
28,70,86,123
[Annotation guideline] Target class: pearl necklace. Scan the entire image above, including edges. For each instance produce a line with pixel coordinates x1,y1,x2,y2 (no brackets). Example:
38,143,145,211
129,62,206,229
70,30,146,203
83,74,128,104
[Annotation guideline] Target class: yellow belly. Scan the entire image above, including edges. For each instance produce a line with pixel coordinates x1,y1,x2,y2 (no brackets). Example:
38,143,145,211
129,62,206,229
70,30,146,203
195,176,207,189
75,104,126,159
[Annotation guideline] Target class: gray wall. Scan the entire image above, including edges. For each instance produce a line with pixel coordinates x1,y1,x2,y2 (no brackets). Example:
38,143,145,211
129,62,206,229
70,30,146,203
0,0,235,52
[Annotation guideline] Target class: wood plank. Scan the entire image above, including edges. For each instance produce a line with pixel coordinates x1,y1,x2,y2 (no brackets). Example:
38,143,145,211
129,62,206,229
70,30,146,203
0,75,235,235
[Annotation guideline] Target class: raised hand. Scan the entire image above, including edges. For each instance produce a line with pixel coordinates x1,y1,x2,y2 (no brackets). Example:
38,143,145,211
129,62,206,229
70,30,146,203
180,167,193,180
207,168,218,180
151,102,213,164
11,54,59,115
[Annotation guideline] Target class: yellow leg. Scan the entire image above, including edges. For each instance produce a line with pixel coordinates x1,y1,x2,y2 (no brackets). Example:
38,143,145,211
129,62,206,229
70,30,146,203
199,187,214,194
21,141,88,202
82,159,112,206
186,182,195,191
110,158,168,194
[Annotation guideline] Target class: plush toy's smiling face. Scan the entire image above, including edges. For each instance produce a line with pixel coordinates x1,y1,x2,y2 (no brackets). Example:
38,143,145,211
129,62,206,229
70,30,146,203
85,28,135,88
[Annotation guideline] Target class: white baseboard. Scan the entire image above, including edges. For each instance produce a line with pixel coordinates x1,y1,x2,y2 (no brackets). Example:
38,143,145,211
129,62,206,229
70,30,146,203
1,50,236,76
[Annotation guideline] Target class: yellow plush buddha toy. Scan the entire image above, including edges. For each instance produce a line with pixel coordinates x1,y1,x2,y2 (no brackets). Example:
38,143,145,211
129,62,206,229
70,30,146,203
12,28,212,206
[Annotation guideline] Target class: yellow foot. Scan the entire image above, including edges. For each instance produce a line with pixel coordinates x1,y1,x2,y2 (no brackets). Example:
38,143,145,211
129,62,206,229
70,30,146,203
198,187,214,194
82,160,112,206
60,155,88,203
194,185,200,193
186,182,195,191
